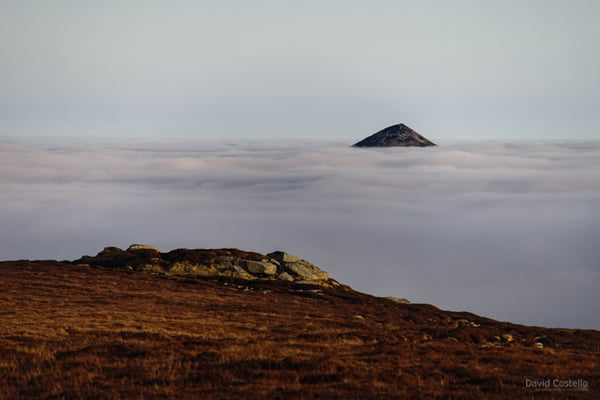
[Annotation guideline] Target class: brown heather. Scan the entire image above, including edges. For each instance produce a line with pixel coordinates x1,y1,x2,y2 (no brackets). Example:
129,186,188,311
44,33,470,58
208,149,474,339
0,259,598,399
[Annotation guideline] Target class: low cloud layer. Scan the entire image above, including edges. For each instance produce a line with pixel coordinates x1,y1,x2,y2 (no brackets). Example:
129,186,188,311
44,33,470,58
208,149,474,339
2,137,599,329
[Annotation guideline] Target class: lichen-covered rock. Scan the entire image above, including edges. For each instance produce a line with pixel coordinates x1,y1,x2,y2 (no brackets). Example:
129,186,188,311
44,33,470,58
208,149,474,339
267,251,329,281
241,260,277,275
277,272,294,282
98,246,124,256
228,265,252,278
272,252,302,263
127,244,161,253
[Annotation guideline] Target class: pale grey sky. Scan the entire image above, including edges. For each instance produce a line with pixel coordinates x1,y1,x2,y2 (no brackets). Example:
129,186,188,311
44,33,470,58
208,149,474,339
1,1,600,140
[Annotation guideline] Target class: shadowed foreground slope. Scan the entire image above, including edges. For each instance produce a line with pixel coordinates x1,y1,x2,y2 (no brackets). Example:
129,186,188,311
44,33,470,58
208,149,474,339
0,252,598,399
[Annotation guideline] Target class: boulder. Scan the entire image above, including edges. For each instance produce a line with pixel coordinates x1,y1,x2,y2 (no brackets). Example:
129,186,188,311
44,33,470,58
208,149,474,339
127,244,161,253
267,251,329,281
276,272,294,282
273,252,302,263
241,260,277,275
229,265,253,278
384,297,411,304
97,246,124,257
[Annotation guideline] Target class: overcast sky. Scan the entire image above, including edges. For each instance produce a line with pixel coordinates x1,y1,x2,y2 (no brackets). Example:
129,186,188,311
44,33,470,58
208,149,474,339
1,1,600,140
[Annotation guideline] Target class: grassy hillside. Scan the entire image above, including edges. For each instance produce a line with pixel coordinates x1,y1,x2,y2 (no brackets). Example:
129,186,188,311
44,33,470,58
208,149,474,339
0,259,597,399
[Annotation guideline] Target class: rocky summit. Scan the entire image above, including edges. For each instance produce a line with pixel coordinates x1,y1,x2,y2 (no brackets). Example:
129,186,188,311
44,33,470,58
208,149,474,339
73,244,335,286
353,123,436,147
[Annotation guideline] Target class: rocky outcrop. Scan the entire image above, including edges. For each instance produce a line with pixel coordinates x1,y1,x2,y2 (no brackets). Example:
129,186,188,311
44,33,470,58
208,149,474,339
353,123,436,147
72,245,332,285
240,260,278,275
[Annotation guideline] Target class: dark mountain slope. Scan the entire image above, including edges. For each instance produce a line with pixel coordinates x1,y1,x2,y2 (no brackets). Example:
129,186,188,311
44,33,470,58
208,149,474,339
353,123,436,147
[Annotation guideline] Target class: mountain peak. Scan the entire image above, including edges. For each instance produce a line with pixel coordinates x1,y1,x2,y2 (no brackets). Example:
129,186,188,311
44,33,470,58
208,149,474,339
353,123,436,147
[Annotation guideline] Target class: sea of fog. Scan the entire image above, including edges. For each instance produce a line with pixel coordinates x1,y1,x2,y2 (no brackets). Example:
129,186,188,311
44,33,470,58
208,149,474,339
1,136,599,330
